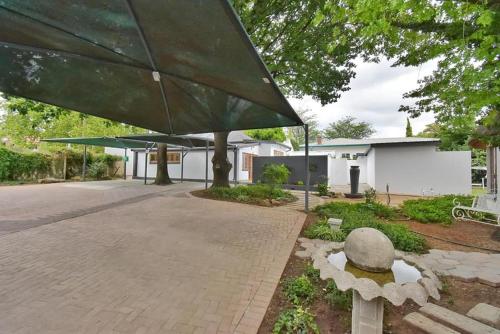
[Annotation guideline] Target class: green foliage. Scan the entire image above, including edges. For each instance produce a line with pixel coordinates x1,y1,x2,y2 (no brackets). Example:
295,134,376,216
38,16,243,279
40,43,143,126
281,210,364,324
207,185,295,204
0,147,51,181
273,306,319,334
406,118,413,137
87,161,108,180
287,108,322,151
364,187,377,204
245,128,286,142
401,195,473,225
313,202,426,253
325,280,352,311
304,218,346,242
324,116,375,139
303,263,320,283
283,275,316,305
262,164,290,188
317,182,329,197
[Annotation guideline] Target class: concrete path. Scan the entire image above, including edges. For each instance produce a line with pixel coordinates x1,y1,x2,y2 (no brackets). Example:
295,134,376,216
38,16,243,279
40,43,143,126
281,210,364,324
0,181,305,333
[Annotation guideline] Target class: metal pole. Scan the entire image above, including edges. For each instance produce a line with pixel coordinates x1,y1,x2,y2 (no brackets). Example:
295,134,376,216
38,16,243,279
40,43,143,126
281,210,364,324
123,148,127,180
233,146,238,185
181,147,184,183
205,140,209,189
82,145,87,181
305,124,310,212
144,145,148,185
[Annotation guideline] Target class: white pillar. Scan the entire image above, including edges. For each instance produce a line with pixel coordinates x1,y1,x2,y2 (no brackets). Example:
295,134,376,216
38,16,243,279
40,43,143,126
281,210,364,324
351,291,384,334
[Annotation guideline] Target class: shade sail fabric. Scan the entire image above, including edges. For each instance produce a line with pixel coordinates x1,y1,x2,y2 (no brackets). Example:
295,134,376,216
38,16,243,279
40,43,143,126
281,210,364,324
42,137,150,149
0,0,303,135
118,134,217,148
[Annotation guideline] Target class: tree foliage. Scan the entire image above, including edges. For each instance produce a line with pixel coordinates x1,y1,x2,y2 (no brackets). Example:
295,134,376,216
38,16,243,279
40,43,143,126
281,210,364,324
406,118,413,137
287,108,321,151
324,116,375,139
245,127,286,142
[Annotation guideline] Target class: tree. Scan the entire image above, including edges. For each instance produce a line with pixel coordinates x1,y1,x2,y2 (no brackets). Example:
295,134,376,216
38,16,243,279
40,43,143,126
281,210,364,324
406,118,413,137
287,108,321,151
211,1,369,187
154,143,172,185
245,128,286,142
324,116,375,139
212,132,232,188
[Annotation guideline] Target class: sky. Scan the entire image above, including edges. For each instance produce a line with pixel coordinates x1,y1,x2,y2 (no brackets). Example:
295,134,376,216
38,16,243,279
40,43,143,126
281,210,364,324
289,59,437,138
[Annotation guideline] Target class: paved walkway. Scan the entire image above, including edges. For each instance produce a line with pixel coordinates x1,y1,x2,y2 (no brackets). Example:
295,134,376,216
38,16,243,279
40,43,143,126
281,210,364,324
0,181,305,333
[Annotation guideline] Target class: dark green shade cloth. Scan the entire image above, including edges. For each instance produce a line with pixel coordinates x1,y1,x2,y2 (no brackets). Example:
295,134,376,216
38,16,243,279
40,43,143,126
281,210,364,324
42,137,150,149
0,0,303,134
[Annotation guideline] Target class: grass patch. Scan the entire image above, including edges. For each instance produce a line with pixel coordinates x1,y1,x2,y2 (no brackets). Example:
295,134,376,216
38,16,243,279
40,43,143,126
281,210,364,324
198,184,296,206
313,202,426,253
401,195,473,225
282,274,316,305
304,218,346,241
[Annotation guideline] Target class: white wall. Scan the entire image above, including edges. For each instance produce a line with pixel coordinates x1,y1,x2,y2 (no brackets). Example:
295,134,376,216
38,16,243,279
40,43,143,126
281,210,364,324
308,145,369,158
366,148,376,187
372,146,471,195
328,158,348,186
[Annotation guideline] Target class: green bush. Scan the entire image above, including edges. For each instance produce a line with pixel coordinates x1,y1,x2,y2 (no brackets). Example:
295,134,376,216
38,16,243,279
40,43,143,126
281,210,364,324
312,202,426,253
262,163,290,187
207,184,295,204
364,187,377,204
282,275,316,305
303,263,320,283
317,182,329,196
273,306,319,334
401,195,473,225
325,280,352,311
87,161,108,180
0,147,51,181
304,218,346,241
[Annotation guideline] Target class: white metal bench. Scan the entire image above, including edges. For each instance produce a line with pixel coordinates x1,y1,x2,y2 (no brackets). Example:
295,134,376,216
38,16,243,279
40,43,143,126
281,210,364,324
452,194,500,226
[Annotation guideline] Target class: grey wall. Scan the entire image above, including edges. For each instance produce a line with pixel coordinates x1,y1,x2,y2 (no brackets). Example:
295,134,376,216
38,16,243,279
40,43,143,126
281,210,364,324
253,155,328,187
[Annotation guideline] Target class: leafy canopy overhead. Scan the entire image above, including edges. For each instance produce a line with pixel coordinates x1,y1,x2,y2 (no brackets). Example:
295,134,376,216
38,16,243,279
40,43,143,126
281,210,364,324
287,108,321,151
245,127,286,142
324,116,375,139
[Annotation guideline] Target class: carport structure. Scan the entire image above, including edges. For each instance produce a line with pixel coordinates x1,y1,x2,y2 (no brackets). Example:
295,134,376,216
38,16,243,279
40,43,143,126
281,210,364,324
43,134,230,189
0,0,310,209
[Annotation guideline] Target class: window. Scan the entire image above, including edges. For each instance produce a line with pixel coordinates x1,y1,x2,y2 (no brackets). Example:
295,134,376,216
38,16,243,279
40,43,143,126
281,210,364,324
242,153,252,171
273,150,284,156
341,153,351,159
149,152,181,164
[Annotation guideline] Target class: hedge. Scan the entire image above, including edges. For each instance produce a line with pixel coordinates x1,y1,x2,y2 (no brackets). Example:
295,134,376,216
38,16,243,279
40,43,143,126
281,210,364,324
0,147,51,181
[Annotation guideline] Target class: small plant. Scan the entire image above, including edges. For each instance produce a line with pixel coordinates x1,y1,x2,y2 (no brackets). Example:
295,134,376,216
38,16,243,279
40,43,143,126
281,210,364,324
364,187,377,204
296,180,304,186
282,274,316,305
207,184,295,205
261,163,291,203
304,219,346,242
317,182,329,196
303,263,320,283
273,306,319,334
325,280,352,311
87,161,107,180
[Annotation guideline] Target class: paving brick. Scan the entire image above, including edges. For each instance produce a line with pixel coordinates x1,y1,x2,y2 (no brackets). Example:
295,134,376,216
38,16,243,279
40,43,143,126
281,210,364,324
404,312,460,334
467,303,500,328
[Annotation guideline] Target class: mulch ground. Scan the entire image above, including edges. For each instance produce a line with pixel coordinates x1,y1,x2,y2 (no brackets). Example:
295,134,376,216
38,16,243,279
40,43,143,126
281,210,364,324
190,189,297,207
259,213,500,333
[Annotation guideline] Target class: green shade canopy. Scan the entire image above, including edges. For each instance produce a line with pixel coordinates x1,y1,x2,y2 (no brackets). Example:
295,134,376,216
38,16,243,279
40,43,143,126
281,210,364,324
42,137,151,149
118,134,220,148
0,0,303,135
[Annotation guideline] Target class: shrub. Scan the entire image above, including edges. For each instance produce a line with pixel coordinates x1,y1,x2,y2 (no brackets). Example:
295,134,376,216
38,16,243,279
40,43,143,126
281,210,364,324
317,182,329,196
313,202,426,253
282,275,316,305
87,161,108,180
364,187,377,204
325,280,352,311
273,306,319,334
401,195,473,225
304,219,346,241
0,147,51,181
262,163,290,188
207,184,295,204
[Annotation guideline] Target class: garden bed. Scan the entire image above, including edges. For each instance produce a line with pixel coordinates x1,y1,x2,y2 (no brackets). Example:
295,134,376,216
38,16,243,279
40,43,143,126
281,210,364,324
259,213,500,334
191,184,297,207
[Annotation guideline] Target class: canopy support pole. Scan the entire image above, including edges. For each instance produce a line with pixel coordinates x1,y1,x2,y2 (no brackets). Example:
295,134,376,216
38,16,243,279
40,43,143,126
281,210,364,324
123,148,127,180
82,145,87,181
144,145,148,185
304,124,310,212
205,141,209,189
181,147,184,183
233,146,238,185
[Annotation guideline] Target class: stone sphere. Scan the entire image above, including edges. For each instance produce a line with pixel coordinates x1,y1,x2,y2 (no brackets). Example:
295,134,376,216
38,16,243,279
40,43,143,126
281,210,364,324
344,228,395,272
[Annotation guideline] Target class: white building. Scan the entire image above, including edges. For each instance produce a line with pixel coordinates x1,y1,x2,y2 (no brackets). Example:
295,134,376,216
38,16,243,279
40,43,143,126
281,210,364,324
105,131,290,183
298,137,471,196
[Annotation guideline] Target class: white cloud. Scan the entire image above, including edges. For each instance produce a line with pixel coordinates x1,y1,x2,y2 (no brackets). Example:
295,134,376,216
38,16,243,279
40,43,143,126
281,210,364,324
289,59,437,137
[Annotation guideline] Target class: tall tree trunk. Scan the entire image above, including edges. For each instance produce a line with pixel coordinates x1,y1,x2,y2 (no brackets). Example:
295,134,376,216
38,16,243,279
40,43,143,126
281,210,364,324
155,143,172,185
211,131,232,188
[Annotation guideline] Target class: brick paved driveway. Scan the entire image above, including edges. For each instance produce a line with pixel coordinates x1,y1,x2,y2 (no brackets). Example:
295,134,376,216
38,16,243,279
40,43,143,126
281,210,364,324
0,181,305,333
